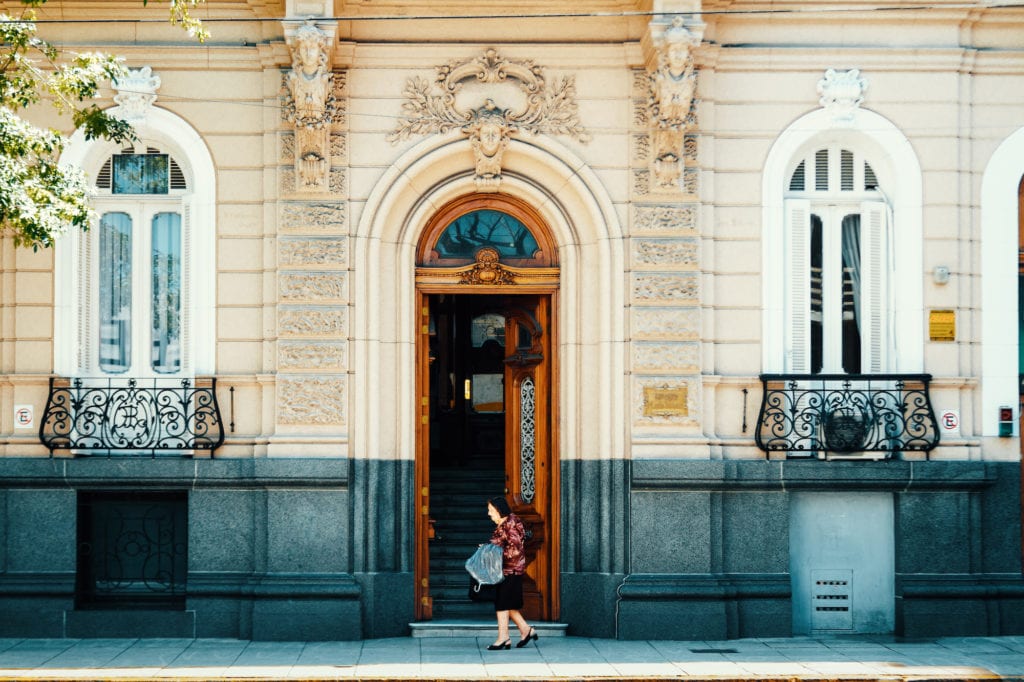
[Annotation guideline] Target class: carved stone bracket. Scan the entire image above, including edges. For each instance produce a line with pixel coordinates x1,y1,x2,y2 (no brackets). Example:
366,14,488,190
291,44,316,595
645,16,703,193
281,19,339,193
818,69,868,124
389,49,590,191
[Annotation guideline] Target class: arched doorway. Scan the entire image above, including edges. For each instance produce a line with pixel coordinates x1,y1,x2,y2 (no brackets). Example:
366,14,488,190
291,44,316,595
414,194,560,622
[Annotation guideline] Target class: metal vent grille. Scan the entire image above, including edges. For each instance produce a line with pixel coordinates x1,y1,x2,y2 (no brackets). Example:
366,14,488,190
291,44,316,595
864,162,878,190
814,149,829,191
811,569,853,631
789,161,806,191
96,158,113,189
169,158,187,190
841,149,854,191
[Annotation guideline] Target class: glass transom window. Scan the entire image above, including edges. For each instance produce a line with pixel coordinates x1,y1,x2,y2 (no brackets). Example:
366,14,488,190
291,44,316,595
435,209,539,260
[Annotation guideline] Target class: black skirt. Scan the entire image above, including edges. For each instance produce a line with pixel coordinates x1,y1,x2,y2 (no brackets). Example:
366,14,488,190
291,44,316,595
493,573,524,611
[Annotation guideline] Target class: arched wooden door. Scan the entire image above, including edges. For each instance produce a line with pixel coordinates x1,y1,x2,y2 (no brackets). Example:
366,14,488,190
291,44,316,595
414,195,559,622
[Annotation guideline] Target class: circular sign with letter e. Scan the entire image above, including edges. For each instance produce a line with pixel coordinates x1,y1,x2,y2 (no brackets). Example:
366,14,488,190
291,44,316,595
13,404,34,429
939,409,959,436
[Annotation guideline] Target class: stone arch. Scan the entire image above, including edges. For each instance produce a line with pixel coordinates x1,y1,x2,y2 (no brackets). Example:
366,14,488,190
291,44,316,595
761,106,924,373
55,105,217,375
981,126,1024,438
351,131,626,466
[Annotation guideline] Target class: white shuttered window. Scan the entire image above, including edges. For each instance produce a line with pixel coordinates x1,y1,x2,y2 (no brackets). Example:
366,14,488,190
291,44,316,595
784,146,891,374
81,145,192,377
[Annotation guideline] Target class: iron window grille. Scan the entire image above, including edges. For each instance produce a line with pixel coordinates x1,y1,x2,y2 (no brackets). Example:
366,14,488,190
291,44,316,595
76,491,188,609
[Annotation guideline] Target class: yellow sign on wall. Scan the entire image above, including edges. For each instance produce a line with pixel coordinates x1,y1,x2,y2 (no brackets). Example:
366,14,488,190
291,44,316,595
929,309,955,342
643,386,688,417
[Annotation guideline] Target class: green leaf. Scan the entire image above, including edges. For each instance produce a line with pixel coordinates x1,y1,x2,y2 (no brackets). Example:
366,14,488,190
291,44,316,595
0,1,207,249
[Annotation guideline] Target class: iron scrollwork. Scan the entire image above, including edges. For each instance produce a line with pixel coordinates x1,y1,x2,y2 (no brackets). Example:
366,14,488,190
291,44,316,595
77,493,187,606
520,376,536,504
755,374,939,458
40,376,225,455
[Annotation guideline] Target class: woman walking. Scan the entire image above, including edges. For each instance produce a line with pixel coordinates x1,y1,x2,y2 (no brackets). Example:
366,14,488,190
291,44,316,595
485,495,539,650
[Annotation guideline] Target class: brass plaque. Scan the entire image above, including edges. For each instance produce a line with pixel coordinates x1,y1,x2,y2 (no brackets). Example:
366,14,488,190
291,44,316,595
929,309,955,342
643,386,688,417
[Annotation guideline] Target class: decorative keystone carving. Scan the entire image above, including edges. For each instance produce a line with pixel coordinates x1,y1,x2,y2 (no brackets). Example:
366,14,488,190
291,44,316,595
113,67,161,121
389,49,590,191
282,20,339,193
817,69,868,124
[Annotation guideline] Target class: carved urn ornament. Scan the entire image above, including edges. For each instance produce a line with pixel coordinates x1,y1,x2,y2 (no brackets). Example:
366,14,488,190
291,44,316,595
282,20,337,192
389,49,590,191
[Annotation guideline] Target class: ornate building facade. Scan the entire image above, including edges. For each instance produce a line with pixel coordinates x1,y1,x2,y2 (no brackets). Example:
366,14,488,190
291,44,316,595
0,0,1022,640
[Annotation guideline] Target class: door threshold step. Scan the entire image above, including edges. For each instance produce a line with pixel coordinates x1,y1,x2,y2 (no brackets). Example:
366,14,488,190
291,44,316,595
409,620,568,638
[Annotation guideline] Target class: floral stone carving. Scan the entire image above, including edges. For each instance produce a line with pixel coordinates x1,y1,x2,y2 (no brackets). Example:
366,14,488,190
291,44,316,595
389,48,590,190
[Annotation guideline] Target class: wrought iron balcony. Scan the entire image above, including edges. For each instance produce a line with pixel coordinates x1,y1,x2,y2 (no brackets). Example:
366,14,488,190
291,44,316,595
756,374,939,458
40,376,225,455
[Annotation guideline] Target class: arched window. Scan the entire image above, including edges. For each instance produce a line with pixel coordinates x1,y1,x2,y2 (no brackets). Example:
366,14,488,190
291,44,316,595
417,195,556,267
784,145,891,374
87,143,190,375
56,108,216,380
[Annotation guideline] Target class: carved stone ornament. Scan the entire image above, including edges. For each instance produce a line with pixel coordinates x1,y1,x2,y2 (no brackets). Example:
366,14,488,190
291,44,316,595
415,247,559,288
113,66,161,121
649,18,701,130
647,17,703,193
389,49,591,191
460,247,516,285
282,20,338,192
817,69,868,124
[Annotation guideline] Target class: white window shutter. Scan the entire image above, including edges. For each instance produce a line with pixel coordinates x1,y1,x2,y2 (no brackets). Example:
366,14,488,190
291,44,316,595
859,201,889,373
78,231,94,373
785,199,812,373
181,203,192,375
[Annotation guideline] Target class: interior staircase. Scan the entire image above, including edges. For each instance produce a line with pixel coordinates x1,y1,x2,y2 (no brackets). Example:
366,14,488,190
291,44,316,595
428,464,505,619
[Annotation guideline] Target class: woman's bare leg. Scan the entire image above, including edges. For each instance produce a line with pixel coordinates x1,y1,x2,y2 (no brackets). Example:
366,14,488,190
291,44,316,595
509,610,531,638
494,610,511,645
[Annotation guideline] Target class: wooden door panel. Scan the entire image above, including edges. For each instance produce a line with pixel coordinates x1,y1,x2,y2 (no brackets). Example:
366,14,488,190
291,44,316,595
503,296,552,621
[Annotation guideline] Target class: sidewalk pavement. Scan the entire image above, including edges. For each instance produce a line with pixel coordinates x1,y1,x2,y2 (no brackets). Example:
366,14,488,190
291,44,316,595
2,634,1024,681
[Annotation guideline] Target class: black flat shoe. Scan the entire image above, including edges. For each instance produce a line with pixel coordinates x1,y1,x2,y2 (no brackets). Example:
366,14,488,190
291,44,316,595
516,628,539,648
487,640,511,650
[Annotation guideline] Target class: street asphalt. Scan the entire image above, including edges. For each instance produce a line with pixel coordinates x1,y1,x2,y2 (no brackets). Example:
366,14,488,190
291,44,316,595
2,633,1024,680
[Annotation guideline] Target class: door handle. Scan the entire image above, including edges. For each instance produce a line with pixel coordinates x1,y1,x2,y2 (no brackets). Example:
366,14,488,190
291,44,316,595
464,379,471,400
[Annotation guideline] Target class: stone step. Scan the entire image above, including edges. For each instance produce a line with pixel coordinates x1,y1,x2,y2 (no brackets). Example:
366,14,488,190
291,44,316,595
409,618,568,638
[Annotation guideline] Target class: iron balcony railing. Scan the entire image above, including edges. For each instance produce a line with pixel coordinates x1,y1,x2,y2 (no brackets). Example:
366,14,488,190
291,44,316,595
756,374,940,458
40,376,225,455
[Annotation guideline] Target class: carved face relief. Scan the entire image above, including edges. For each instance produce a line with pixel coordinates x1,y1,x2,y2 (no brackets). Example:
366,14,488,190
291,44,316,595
478,120,504,158
296,37,323,76
666,42,692,80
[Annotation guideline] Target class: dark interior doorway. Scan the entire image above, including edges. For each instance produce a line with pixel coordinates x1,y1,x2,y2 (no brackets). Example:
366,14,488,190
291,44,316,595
426,294,508,618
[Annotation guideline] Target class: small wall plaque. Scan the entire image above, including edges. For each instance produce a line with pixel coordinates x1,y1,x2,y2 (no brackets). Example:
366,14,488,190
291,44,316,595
929,309,955,342
643,386,688,417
